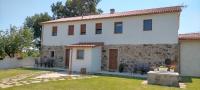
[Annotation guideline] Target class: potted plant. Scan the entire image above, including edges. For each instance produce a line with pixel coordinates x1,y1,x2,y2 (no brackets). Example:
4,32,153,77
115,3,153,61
170,65,176,72
119,63,125,73
159,66,168,72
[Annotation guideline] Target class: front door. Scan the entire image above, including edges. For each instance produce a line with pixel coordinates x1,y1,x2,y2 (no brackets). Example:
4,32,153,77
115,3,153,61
65,49,70,68
109,49,118,71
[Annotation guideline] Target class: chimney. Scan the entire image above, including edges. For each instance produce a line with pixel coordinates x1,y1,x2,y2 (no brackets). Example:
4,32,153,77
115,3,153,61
110,9,115,14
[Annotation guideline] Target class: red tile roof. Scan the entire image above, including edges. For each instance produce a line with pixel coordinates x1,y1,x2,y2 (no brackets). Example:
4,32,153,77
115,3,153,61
179,33,200,40
41,6,183,24
68,42,104,48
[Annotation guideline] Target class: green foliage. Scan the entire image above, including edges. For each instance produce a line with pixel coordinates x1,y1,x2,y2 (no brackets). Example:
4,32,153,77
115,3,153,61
51,0,103,19
0,26,34,58
0,32,6,59
21,50,40,58
24,13,51,49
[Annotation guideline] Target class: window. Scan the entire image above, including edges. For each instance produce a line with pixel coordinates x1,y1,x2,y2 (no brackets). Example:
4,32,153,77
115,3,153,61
96,23,102,34
143,19,152,31
50,51,55,57
114,22,123,34
77,50,84,59
80,24,86,35
52,26,57,36
68,25,74,35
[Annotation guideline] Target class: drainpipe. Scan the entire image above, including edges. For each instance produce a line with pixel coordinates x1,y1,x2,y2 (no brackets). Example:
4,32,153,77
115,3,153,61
68,48,73,75
178,41,181,74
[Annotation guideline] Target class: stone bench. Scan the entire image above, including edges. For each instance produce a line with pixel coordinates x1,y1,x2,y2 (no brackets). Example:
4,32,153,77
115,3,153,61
147,71,179,87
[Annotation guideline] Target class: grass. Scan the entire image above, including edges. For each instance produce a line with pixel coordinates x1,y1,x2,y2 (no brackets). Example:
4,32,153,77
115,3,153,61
0,68,200,90
0,68,43,80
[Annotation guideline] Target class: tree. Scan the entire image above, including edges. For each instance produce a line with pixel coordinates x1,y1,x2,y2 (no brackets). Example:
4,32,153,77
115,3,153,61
51,0,103,19
24,12,51,49
0,31,6,59
0,26,33,58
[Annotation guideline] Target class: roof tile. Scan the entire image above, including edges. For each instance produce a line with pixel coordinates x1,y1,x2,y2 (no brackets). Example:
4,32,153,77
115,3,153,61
68,42,104,48
42,6,183,24
179,33,200,40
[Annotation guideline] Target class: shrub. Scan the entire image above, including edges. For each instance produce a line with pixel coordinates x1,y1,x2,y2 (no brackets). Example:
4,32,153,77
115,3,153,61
119,63,126,73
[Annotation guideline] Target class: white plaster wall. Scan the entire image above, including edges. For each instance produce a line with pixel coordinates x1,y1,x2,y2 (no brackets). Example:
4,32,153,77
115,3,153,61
91,47,102,72
0,57,35,69
71,48,92,72
42,12,179,46
180,40,200,77
71,47,101,73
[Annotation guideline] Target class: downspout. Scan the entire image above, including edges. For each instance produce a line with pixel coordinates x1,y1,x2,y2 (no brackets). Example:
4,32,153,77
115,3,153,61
68,48,73,75
178,41,181,74
177,12,181,74
40,25,44,56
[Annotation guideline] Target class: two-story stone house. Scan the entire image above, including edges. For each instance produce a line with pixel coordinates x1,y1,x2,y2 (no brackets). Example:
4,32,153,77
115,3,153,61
41,6,182,73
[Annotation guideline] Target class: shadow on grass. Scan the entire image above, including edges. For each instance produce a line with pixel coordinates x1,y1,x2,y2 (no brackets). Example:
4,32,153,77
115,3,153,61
181,76,200,83
181,76,193,83
18,67,57,72
94,73,145,80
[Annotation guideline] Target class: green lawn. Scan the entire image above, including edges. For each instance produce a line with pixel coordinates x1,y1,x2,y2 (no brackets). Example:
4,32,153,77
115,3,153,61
0,68,43,80
0,68,200,90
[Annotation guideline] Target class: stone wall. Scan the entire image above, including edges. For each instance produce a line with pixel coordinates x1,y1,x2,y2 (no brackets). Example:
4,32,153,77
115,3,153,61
102,44,179,72
0,57,35,69
41,46,65,67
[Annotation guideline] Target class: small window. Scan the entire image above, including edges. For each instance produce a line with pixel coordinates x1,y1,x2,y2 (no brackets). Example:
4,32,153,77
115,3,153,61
143,19,152,31
77,50,84,59
96,23,102,34
114,22,123,34
52,26,57,36
80,24,86,35
50,51,55,57
68,25,74,35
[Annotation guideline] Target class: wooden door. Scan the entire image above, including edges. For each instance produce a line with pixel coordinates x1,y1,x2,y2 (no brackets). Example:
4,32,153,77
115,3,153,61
65,49,70,68
109,49,118,70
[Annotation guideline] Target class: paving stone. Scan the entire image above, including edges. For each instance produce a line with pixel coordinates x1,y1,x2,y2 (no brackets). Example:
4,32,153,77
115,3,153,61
42,79,50,82
58,78,65,80
20,81,28,84
179,83,186,89
30,81,41,83
15,83,23,86
0,84,13,88
0,84,5,87
141,80,148,85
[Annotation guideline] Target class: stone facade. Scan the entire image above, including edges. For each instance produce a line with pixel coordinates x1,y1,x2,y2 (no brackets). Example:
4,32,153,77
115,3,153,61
41,46,65,67
102,44,179,72
41,44,179,72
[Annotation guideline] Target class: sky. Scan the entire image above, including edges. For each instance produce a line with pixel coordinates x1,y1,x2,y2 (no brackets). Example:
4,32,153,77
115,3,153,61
0,0,200,34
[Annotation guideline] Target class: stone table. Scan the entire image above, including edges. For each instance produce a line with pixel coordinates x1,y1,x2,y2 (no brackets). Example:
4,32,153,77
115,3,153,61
147,71,179,87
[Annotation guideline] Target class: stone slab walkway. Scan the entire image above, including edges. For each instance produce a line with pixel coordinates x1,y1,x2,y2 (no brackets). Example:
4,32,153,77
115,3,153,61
0,71,98,89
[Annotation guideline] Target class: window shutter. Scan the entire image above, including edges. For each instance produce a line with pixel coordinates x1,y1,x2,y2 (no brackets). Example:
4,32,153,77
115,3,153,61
80,24,86,35
68,25,74,35
96,23,102,30
52,26,57,36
